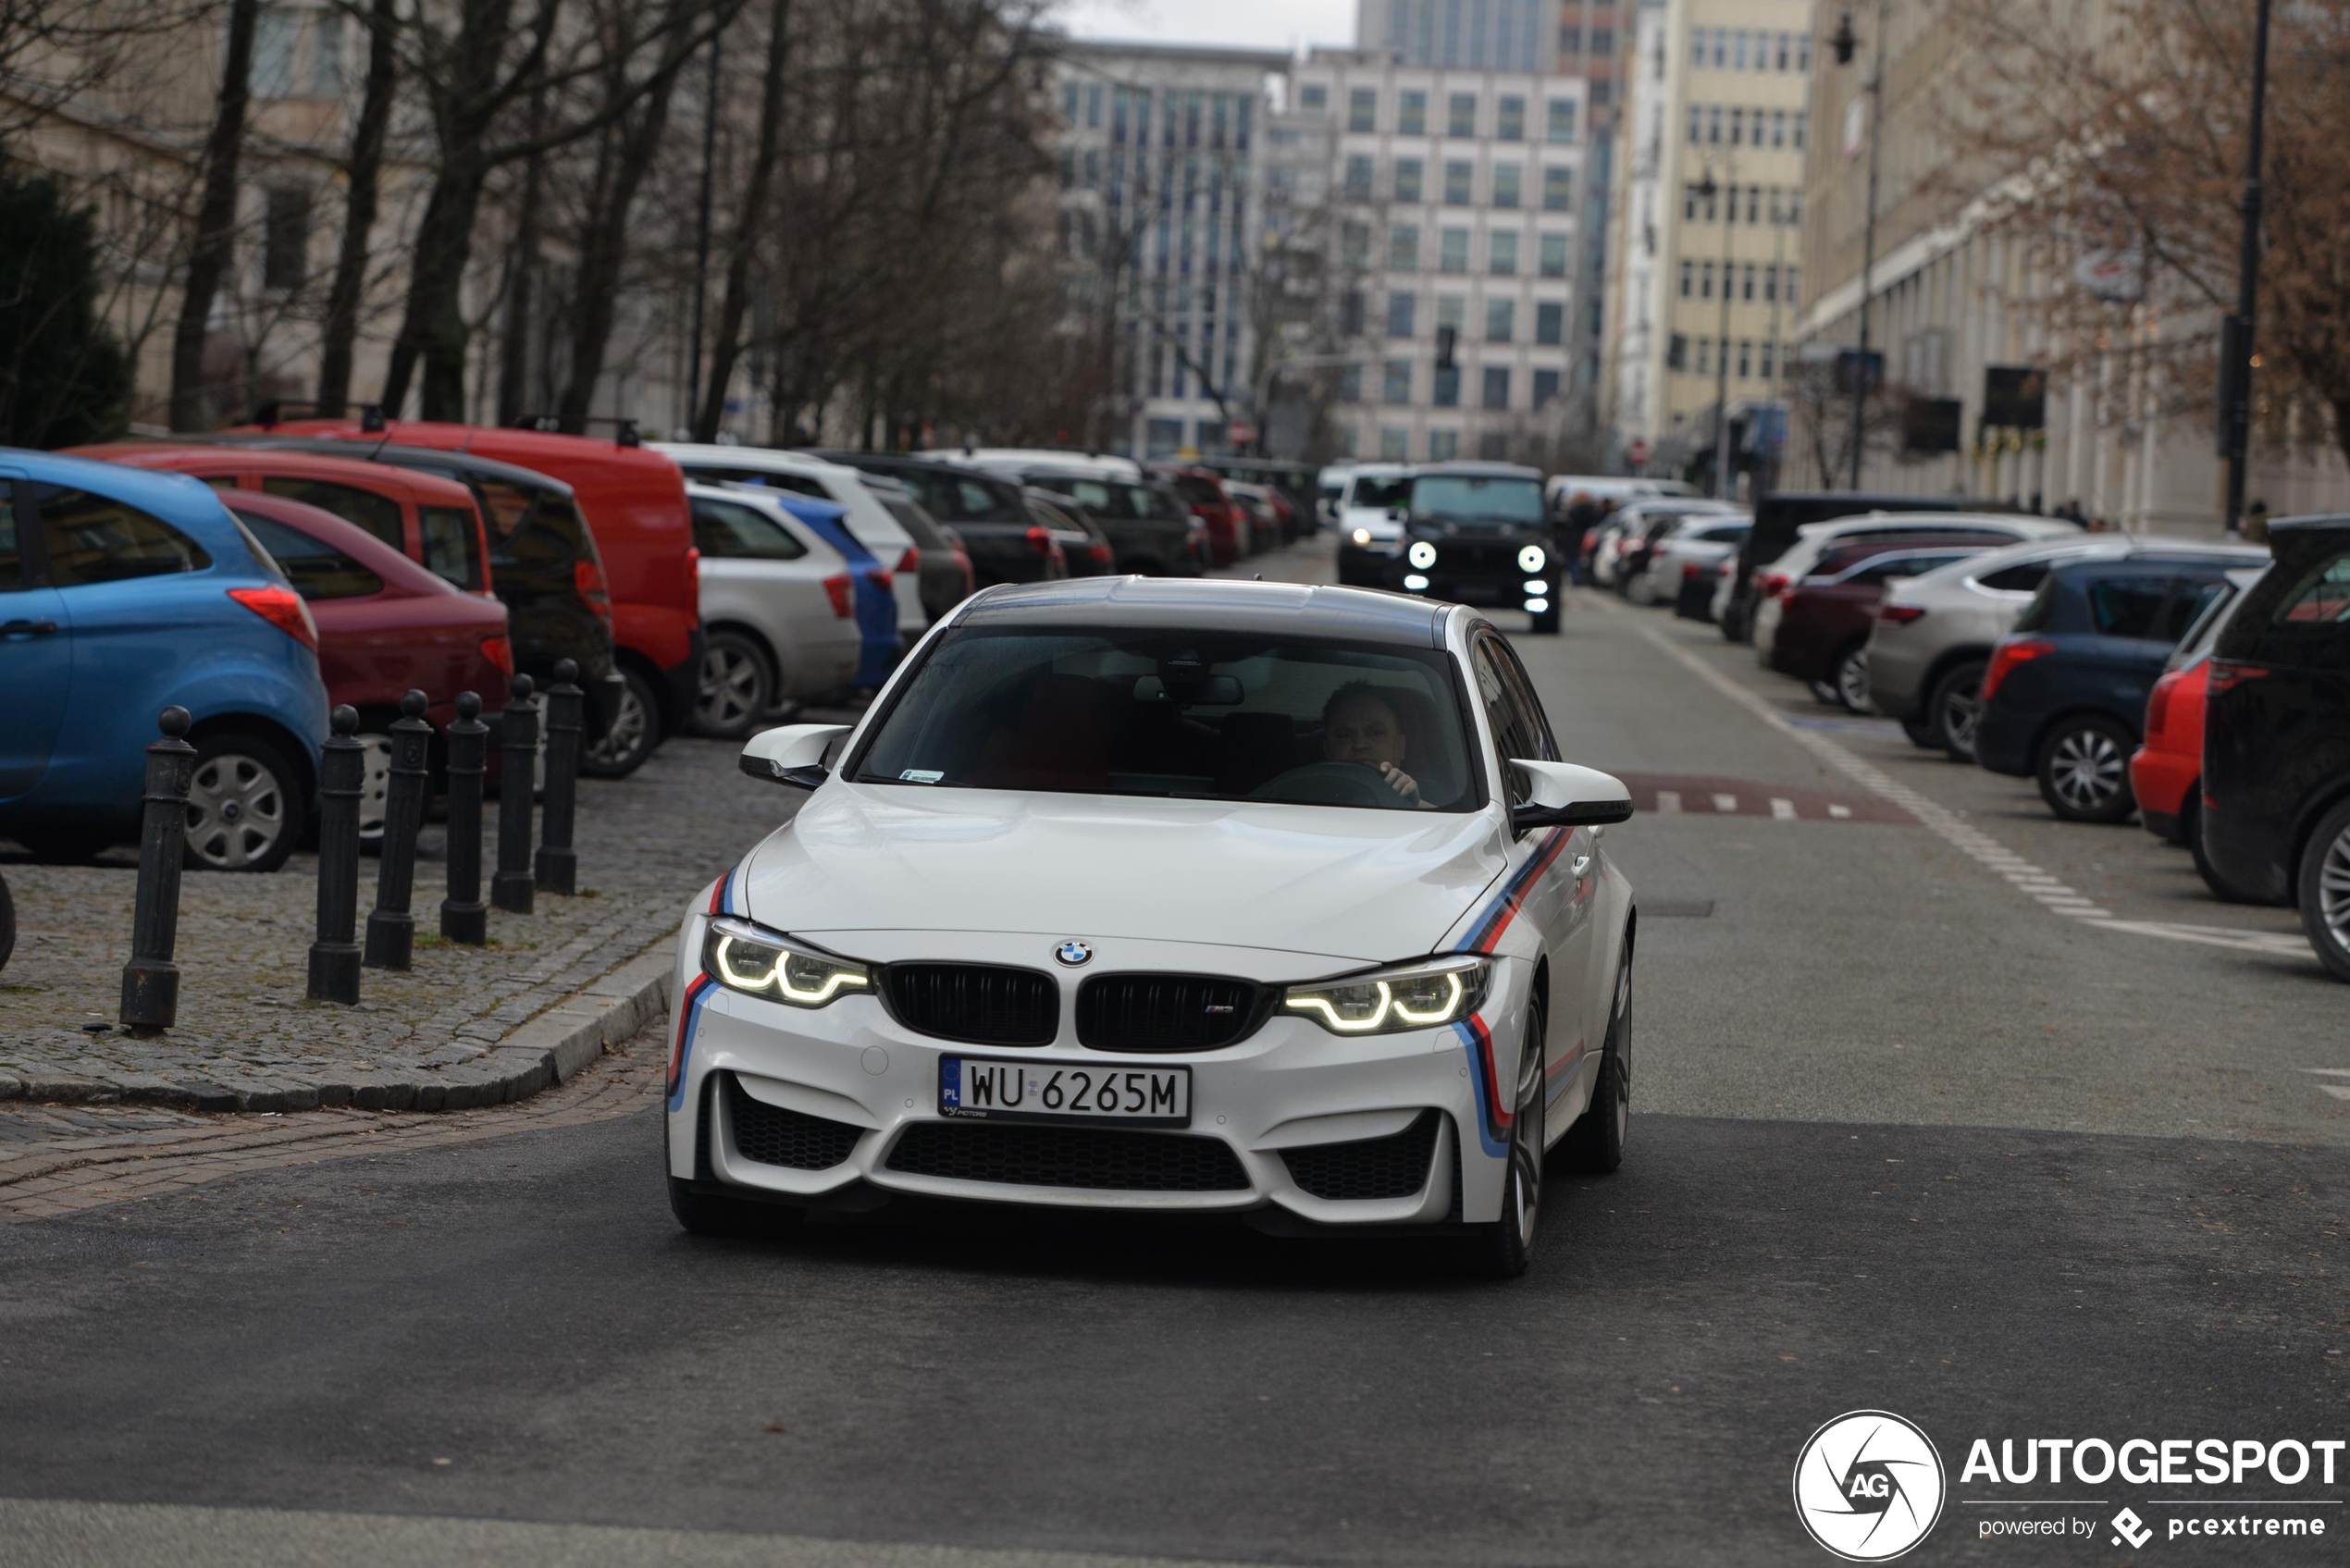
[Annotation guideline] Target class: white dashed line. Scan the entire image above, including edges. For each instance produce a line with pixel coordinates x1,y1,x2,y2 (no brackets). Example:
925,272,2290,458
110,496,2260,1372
1654,790,1682,814
1828,803,1852,819
1771,796,1797,820
1712,793,1738,813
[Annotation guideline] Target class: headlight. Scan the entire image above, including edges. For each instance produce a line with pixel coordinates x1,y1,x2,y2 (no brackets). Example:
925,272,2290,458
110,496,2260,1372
1351,527,1372,546
701,918,871,1007
1406,540,1439,569
1517,544,1547,573
1283,955,1491,1036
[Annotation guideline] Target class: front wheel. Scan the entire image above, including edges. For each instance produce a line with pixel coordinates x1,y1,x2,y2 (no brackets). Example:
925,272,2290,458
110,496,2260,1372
692,632,774,739
1559,941,1631,1174
1833,644,1874,714
1465,1005,1546,1278
582,666,660,779
1930,660,1986,762
2035,715,2136,824
2295,798,2350,984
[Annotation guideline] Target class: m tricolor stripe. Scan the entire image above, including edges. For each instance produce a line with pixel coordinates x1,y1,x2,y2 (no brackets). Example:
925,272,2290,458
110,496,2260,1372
1456,828,1570,954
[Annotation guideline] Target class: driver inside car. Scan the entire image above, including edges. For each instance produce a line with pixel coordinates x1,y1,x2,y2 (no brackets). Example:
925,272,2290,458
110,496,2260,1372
1321,683,1424,806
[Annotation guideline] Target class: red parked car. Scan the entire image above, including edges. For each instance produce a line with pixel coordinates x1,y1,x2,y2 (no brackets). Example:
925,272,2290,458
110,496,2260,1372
239,416,699,779
1156,465,1246,565
1767,538,1990,710
220,490,513,836
2130,565,2269,900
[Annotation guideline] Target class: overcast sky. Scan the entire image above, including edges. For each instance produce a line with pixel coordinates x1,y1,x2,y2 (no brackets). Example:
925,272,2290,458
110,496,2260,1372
1055,0,1358,54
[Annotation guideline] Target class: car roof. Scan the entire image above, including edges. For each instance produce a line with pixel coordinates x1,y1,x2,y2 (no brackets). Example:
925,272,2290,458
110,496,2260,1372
653,441,860,480
221,436,576,496
2044,546,2271,579
1411,461,1542,480
954,575,1448,646
4,445,239,521
68,442,477,507
218,487,466,597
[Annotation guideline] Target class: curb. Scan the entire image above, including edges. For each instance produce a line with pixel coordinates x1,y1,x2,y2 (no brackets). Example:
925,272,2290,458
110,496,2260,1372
0,942,674,1115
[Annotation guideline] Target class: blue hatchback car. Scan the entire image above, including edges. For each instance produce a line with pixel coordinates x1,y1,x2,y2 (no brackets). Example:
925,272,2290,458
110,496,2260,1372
1973,548,2259,823
1,451,328,871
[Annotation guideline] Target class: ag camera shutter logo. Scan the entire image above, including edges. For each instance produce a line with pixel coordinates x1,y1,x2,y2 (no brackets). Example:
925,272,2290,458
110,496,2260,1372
1793,1410,1947,1562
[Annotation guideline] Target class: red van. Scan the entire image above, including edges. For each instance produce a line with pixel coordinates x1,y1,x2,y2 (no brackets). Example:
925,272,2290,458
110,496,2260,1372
241,416,700,778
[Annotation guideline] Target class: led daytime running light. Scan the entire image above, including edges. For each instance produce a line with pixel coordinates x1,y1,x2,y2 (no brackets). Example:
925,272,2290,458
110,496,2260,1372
1282,958,1487,1036
706,923,869,1006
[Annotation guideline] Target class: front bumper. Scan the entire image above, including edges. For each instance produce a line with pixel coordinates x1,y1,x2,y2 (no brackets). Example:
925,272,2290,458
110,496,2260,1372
664,917,1528,1228
1385,538,1558,612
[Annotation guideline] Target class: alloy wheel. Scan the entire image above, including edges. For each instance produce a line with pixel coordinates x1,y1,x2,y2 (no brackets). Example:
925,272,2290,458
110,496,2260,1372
185,751,290,870
1506,1030,1545,1253
1611,950,1633,1150
696,645,763,733
356,734,392,839
2049,727,2125,812
1940,685,1981,757
588,682,650,770
1836,648,1874,713
2321,824,2350,946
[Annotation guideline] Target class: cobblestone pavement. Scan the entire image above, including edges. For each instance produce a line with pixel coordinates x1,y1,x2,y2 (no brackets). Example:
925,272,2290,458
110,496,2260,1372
0,1019,662,1221
0,733,793,1105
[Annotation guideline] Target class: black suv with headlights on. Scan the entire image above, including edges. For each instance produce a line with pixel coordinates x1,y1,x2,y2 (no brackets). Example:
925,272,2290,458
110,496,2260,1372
1384,462,1561,633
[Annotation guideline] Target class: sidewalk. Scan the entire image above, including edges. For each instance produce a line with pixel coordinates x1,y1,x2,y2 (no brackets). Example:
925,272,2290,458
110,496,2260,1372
0,734,784,1110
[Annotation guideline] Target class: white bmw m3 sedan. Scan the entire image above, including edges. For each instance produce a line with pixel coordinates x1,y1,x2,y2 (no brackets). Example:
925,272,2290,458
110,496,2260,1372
664,576,1638,1275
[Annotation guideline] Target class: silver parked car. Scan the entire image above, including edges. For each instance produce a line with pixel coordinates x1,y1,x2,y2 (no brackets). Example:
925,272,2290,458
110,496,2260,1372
1626,510,1750,609
686,482,865,736
1865,535,2263,759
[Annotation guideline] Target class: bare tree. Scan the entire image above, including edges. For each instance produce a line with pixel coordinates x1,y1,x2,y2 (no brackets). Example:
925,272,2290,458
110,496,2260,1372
167,0,259,429
316,0,402,415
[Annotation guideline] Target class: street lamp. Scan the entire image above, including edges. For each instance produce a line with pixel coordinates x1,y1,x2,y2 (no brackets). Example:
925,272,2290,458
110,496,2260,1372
1696,166,1736,500
1833,1,1886,490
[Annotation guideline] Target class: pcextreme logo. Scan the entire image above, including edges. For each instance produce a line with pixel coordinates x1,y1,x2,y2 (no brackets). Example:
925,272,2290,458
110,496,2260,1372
1794,1410,1948,1562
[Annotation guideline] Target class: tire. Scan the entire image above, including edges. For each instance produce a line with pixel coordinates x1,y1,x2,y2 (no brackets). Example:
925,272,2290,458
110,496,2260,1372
1465,1003,1547,1279
0,870,14,972
2294,798,2350,984
183,731,306,873
1528,602,1562,635
1807,680,1839,706
581,666,660,779
1929,660,1987,762
1625,572,1655,607
1900,717,1940,748
1559,940,1632,1175
1832,644,1874,714
692,631,774,739
667,1080,807,1236
355,730,393,845
2188,796,2271,905
1721,602,1751,644
2035,714,2137,824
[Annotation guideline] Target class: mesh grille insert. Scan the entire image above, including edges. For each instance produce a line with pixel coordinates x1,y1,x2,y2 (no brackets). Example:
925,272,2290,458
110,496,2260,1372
1281,1111,1441,1201
724,1075,863,1170
884,963,1058,1046
886,1121,1249,1191
1076,973,1267,1053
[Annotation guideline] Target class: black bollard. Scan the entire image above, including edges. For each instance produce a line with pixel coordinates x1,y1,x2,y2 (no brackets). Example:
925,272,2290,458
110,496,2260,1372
440,691,489,945
119,706,196,1035
363,690,433,970
537,658,583,895
308,705,365,1003
492,673,538,915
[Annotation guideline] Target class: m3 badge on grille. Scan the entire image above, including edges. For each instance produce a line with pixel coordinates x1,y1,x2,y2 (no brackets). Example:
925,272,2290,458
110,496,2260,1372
1054,939,1093,967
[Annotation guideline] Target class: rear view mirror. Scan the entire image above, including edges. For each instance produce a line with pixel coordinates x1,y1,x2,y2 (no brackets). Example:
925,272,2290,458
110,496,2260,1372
1508,760,1634,833
739,723,850,789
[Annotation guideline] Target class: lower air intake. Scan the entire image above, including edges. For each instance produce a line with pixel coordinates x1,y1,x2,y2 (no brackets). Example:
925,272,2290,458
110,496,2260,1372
886,1121,1249,1191
1281,1110,1441,1201
724,1075,863,1170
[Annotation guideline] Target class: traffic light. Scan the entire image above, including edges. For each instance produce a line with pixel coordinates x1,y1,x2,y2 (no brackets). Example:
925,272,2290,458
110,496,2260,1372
1435,326,1456,372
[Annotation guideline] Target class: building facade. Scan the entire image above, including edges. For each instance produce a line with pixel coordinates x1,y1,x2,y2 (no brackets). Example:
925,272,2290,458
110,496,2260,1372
1049,41,1291,460
1602,0,1814,488
1292,48,1586,463
1354,0,1563,73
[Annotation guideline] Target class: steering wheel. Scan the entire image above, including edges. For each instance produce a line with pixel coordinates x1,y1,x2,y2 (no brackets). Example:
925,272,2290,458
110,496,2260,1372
1250,760,1410,809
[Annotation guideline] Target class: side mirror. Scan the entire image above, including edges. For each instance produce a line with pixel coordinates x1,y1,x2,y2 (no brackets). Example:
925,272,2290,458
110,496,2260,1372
1508,760,1634,834
738,723,850,789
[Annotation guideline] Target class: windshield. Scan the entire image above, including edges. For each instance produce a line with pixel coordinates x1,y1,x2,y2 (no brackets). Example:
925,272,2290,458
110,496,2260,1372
1408,475,1545,526
852,627,1482,811
1348,475,1411,510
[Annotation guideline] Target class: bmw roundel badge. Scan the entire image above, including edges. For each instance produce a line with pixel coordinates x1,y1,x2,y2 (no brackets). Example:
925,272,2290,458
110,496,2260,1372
1055,940,1093,967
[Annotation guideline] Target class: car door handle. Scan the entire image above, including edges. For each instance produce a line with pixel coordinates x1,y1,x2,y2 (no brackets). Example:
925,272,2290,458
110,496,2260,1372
1,619,58,636
1571,855,1592,877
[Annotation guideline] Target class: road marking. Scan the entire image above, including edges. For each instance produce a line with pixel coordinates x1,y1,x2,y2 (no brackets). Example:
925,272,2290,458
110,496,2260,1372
2300,1068,2350,1078
1655,789,1682,814
1712,793,1738,813
1828,803,1852,819
1771,796,1797,820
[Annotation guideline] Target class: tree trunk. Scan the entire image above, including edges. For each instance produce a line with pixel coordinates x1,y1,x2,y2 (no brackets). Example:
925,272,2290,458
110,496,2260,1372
168,0,260,430
554,69,684,430
496,121,549,424
316,0,400,417
380,148,493,419
692,0,791,441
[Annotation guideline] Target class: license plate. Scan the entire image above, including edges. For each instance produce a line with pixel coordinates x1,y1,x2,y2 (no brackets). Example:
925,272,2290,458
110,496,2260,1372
939,1058,1190,1127
1447,580,1506,605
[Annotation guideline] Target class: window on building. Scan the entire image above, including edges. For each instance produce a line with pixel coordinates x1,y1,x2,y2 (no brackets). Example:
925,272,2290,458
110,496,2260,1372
1763,264,1778,302
1345,154,1375,201
1340,290,1366,336
1545,98,1577,144
1799,32,1812,68
1732,29,1749,69
1486,298,1515,341
1541,166,1572,210
1443,159,1473,204
1667,333,1687,370
1746,185,1761,223
1299,83,1328,111
1480,365,1511,409
1348,86,1378,132
1399,89,1428,134
1776,31,1791,69
1535,300,1565,344
1710,27,1725,67
1687,104,1702,143
1082,148,1099,189
1388,291,1416,337
1769,109,1786,147
1390,223,1421,269
1496,95,1525,141
1787,265,1801,303
1741,264,1757,301
1589,26,1612,56
1700,260,1713,299
1729,106,1744,145
1533,368,1561,408
1489,232,1518,276
1342,220,1371,266
1439,227,1469,272
1678,260,1693,298
1759,340,1776,380
1337,364,1361,402
1383,359,1413,404
1538,233,1567,277
1436,293,1466,331
1428,428,1459,461
1394,157,1423,202
1737,340,1752,378
1694,337,1711,375
1447,92,1478,137
1689,27,1707,69
1492,164,1522,208
1433,364,1462,406
1792,112,1807,150
1086,83,1103,127
1379,426,1410,460
1708,105,1723,144
262,187,310,290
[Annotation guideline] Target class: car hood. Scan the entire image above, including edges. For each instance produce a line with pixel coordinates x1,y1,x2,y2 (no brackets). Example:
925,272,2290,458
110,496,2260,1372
739,784,1511,964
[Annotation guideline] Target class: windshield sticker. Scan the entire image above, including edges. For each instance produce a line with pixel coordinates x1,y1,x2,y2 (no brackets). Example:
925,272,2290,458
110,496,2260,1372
899,769,946,784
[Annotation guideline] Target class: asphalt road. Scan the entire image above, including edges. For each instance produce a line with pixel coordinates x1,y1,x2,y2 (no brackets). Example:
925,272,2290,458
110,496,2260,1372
3,552,2344,1568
